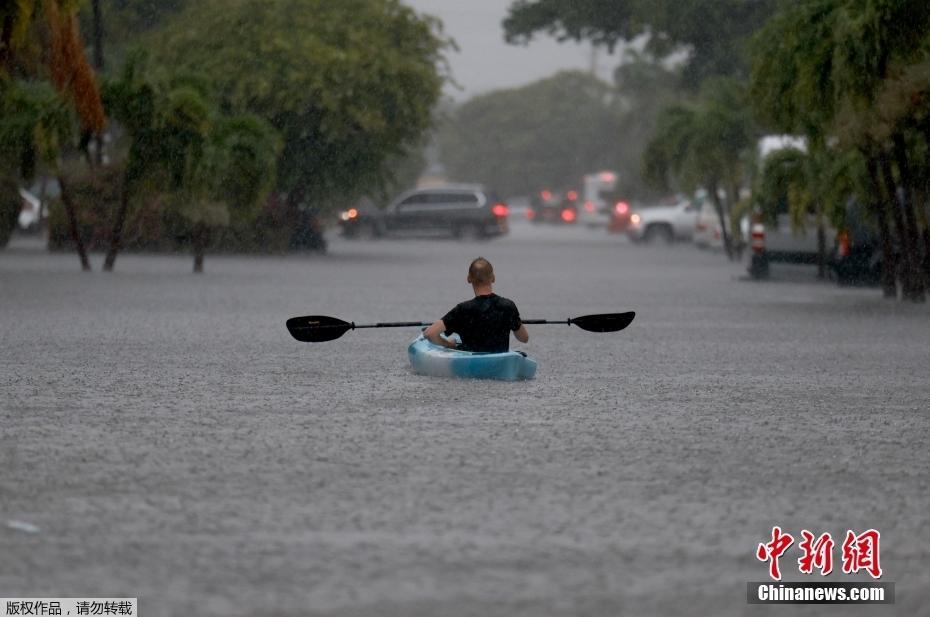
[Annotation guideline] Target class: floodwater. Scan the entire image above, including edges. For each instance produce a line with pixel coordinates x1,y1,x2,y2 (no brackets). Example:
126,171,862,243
2,223,928,616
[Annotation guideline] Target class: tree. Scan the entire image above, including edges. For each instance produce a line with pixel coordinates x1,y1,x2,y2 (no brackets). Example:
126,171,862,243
503,0,779,87
751,0,930,301
0,80,91,268
101,51,280,272
152,0,449,213
2,0,106,270
438,71,622,197
642,77,756,258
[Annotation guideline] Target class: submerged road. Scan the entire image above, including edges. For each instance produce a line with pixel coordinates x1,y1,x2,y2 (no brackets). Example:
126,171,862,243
2,223,928,616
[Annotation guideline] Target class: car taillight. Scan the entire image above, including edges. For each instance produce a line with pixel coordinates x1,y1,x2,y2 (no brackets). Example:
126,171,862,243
492,203,509,217
584,201,595,212
614,201,629,216
837,229,851,257
525,208,536,220
561,208,576,223
566,190,578,201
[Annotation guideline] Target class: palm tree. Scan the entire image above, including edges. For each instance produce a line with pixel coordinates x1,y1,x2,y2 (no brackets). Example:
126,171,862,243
643,78,756,259
2,0,105,271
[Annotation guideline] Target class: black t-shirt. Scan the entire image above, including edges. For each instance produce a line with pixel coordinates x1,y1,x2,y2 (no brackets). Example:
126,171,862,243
442,293,522,352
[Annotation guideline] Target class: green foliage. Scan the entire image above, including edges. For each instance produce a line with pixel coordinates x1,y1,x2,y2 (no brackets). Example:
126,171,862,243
0,79,72,179
102,51,280,241
643,77,755,194
750,0,841,138
438,71,622,196
152,0,449,210
504,0,779,87
0,174,20,247
754,148,808,227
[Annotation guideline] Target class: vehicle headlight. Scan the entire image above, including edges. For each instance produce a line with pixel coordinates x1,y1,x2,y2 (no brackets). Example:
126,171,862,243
630,213,642,225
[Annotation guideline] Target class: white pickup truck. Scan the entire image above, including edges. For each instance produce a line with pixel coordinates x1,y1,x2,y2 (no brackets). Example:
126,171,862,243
626,196,700,243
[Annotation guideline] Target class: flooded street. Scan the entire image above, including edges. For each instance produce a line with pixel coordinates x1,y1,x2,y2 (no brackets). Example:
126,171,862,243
2,224,929,616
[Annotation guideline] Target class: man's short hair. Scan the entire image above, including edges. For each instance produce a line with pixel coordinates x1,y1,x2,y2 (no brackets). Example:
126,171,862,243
468,257,494,285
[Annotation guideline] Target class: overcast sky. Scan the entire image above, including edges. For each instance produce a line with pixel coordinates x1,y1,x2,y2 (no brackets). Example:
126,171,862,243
403,0,621,101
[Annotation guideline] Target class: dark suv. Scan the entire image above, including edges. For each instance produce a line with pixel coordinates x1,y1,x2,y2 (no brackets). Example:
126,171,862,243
341,185,509,240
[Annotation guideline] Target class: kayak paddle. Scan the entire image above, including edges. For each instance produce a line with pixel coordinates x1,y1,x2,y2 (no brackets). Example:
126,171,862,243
286,311,635,343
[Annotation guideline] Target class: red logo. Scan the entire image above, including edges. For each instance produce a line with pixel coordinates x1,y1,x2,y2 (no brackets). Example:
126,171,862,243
757,527,882,580
798,530,834,575
842,529,882,579
756,526,794,581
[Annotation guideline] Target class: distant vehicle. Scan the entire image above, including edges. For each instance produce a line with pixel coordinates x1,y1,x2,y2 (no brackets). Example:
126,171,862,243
17,188,44,232
529,190,577,225
577,170,618,227
338,197,383,239
607,200,633,233
626,195,700,244
341,185,508,240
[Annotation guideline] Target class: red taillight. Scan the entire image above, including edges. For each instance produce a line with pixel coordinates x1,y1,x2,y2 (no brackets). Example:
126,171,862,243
837,230,851,257
561,208,576,223
614,201,629,215
566,190,578,201
540,189,552,201
525,208,535,220
492,203,509,217
347,208,358,219
583,201,595,212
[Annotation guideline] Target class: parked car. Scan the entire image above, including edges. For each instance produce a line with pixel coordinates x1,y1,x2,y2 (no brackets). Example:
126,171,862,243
342,185,509,240
746,200,836,279
626,195,700,243
828,200,884,286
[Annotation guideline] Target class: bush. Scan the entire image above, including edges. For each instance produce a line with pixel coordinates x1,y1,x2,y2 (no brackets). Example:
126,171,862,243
47,164,314,254
0,176,21,248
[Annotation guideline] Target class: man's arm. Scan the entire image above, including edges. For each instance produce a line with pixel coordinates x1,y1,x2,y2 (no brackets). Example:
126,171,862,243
513,322,529,344
424,319,458,348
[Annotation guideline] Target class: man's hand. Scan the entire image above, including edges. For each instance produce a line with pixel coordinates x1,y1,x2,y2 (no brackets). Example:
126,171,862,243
424,319,457,348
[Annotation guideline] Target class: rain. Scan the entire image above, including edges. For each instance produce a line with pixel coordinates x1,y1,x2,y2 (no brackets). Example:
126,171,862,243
2,1,929,616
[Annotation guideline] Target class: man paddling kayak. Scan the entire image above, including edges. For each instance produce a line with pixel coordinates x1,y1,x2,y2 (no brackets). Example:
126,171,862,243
424,257,529,353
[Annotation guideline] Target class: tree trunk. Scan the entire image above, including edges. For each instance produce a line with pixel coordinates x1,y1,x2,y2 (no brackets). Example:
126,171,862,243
90,0,105,166
727,181,743,260
865,157,897,298
103,170,132,271
57,173,92,271
192,223,207,273
816,218,826,279
892,134,925,302
91,0,104,71
709,181,733,260
879,154,915,298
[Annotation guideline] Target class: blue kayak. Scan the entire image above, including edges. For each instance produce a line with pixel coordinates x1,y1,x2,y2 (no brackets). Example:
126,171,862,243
407,335,537,381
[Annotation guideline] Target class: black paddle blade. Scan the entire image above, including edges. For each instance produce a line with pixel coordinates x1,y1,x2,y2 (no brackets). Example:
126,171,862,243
570,311,636,333
286,315,353,342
